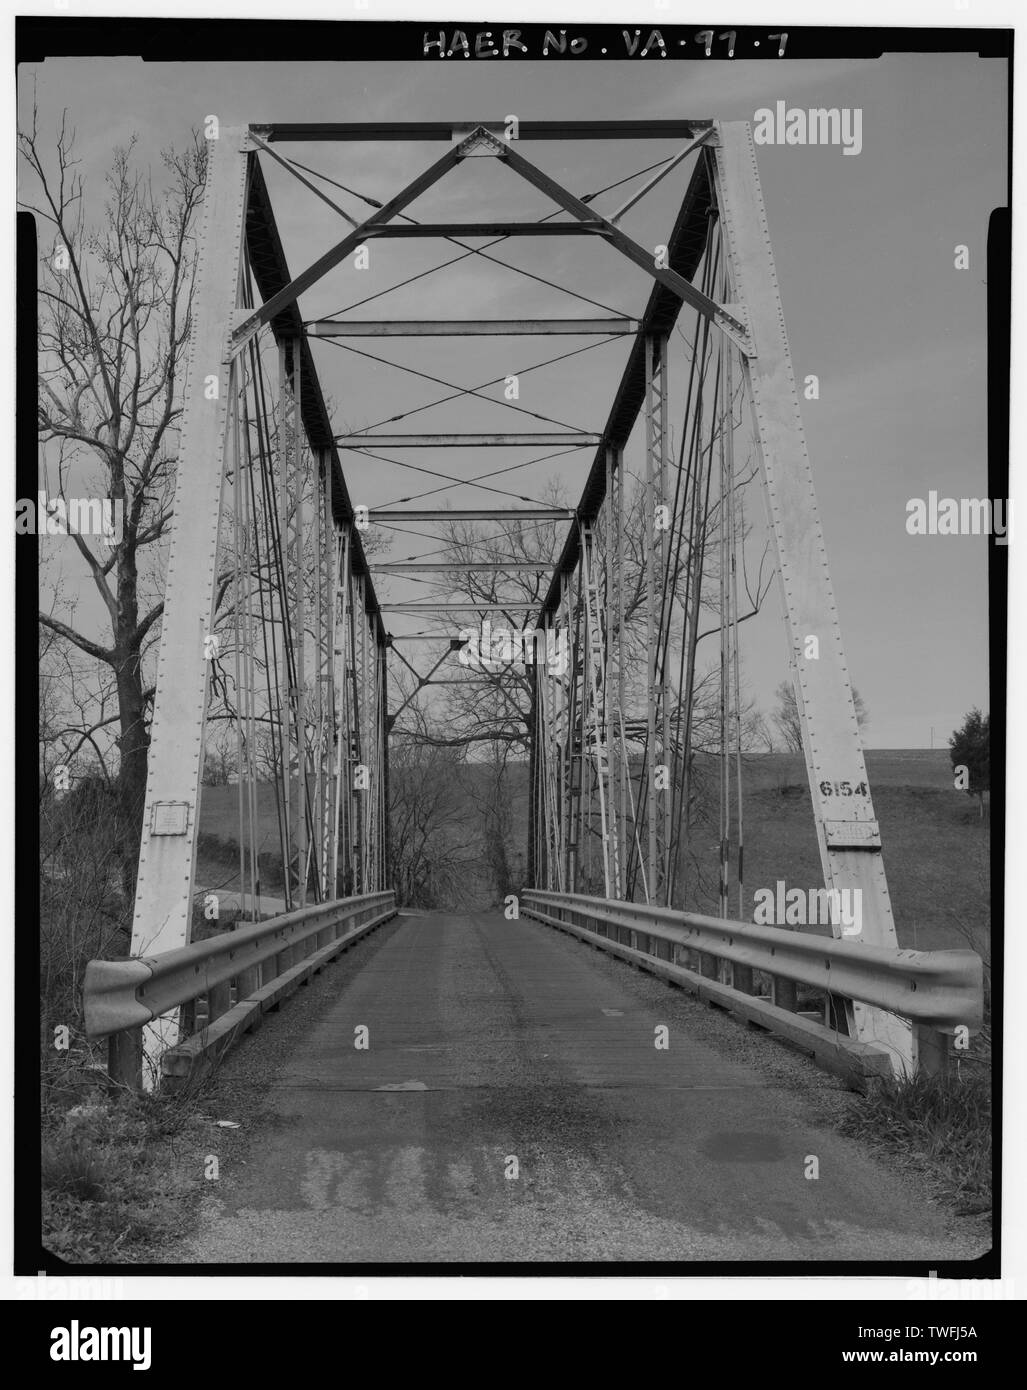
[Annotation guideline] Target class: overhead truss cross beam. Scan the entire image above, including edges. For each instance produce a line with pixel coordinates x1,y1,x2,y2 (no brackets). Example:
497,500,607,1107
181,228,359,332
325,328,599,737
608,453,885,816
232,123,749,354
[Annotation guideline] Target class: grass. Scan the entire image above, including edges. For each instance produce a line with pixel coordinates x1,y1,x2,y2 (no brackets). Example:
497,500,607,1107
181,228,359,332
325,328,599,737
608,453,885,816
838,1068,992,1214
193,827,287,899
196,786,287,895
41,1082,214,1263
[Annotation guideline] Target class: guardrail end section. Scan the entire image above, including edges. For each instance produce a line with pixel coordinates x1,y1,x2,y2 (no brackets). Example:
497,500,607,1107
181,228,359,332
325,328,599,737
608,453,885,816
83,958,154,1039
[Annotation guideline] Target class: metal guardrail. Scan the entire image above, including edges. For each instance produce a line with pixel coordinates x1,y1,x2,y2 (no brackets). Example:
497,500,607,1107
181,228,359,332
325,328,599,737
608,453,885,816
521,890,984,1080
84,891,397,1087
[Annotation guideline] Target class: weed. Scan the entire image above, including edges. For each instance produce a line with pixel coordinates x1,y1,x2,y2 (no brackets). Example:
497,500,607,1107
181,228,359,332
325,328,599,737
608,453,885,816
839,1069,991,1213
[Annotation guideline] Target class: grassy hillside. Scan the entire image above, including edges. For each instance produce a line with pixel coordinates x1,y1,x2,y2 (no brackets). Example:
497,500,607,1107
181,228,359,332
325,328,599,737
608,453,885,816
196,782,289,896
685,751,989,960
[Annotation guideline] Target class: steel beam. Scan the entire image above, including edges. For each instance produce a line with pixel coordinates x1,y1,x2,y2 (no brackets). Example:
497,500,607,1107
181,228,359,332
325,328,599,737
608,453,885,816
314,449,335,900
711,121,912,1074
610,445,627,898
372,508,574,521
377,561,550,572
496,138,750,351
244,156,386,645
233,139,465,347
281,337,306,907
235,123,745,353
380,602,539,612
581,525,614,899
307,319,638,338
128,128,250,1076
643,334,670,906
258,121,713,143
609,131,714,225
331,526,349,896
249,132,359,229
538,150,717,624
364,221,606,238
338,433,600,448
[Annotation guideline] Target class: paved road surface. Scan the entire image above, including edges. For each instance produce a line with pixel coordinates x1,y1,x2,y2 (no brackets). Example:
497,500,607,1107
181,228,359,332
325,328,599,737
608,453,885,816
180,911,982,1263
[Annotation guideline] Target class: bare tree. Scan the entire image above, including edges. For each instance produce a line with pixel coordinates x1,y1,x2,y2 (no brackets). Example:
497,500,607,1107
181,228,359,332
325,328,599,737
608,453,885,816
22,101,207,884
387,722,478,908
466,739,520,904
202,725,239,787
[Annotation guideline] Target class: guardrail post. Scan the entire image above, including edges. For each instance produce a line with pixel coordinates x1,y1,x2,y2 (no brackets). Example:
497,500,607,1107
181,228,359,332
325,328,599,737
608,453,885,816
771,972,798,1012
207,979,231,1024
826,992,848,1033
914,1025,951,1077
179,999,196,1038
731,962,755,995
770,923,798,1012
108,1027,143,1091
276,943,293,977
235,963,260,1002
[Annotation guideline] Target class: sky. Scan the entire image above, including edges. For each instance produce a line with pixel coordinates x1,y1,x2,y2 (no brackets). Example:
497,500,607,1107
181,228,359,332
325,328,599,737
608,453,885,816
21,47,1008,748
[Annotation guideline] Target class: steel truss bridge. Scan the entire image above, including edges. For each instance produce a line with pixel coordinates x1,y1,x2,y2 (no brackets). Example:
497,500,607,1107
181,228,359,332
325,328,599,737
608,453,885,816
84,120,982,1102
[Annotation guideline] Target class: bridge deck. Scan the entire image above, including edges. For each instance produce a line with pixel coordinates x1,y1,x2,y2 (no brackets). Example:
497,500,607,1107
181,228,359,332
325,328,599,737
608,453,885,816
176,912,981,1264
